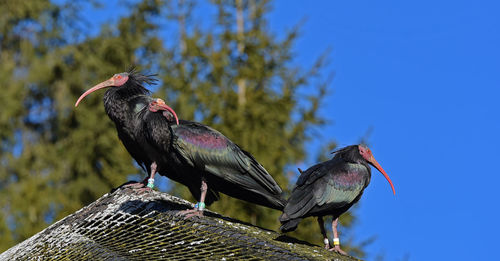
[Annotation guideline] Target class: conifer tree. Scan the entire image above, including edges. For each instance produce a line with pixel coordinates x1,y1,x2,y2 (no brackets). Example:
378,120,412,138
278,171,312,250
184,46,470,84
157,0,328,229
0,0,365,255
0,0,164,250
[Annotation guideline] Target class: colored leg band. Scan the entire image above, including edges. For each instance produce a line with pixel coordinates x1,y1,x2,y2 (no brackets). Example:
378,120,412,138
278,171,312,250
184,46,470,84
194,202,205,211
147,178,155,189
324,238,329,245
333,238,340,246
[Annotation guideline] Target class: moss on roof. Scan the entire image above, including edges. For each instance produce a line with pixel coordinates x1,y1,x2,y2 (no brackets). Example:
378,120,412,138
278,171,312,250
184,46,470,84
1,187,358,260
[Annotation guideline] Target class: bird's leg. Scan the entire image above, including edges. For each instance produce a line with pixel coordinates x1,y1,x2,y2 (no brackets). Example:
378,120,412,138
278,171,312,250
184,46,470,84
317,216,330,249
136,162,158,193
328,217,347,255
199,177,208,204
124,162,157,192
177,177,208,218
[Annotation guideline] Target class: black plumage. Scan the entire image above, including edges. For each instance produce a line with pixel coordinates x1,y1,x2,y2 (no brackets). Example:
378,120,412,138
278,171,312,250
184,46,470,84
145,100,285,211
279,145,395,254
75,70,285,213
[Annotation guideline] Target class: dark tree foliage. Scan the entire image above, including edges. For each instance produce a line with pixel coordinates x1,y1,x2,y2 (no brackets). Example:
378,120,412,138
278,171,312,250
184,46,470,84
0,0,364,255
0,0,163,250
157,0,328,228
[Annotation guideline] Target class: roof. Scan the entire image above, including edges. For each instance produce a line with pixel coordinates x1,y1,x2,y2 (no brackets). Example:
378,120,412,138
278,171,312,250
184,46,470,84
0,187,358,260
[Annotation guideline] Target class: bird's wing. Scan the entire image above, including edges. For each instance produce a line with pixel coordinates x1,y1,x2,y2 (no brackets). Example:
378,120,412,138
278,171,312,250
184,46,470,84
296,162,328,186
141,114,222,205
283,161,367,220
170,121,282,194
314,170,366,206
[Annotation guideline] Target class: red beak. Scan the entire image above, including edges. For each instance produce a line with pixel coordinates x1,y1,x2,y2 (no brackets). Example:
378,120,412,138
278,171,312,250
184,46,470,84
368,156,396,195
154,99,180,125
75,78,116,107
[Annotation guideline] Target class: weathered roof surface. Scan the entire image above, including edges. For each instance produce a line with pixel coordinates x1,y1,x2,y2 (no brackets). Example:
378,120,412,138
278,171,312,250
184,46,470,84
1,187,358,260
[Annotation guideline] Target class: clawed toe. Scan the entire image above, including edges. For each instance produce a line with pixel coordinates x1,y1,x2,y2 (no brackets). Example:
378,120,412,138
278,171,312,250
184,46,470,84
328,246,347,255
176,208,204,219
123,182,146,189
184,211,204,219
134,187,153,194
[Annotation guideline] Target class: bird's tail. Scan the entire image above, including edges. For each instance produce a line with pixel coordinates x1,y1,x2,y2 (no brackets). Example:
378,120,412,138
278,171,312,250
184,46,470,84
279,212,302,232
273,195,287,211
279,218,302,233
254,190,287,211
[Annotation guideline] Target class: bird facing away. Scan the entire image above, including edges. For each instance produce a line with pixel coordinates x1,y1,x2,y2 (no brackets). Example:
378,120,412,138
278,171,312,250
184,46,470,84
279,145,395,254
75,70,285,217
145,98,286,217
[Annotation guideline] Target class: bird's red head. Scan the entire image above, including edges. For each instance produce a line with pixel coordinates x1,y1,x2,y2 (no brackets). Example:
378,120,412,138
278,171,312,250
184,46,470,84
358,145,396,195
74,73,130,107
149,98,180,125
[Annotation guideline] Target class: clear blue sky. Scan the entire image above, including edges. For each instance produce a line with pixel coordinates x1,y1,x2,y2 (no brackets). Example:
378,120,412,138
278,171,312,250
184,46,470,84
80,1,499,260
268,1,499,260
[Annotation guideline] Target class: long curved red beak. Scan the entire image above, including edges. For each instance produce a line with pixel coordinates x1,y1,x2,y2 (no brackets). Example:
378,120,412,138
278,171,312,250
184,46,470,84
369,156,396,195
75,78,115,107
155,99,180,125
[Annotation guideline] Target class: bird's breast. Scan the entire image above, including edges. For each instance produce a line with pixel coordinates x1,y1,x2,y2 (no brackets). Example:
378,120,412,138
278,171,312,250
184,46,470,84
333,163,369,189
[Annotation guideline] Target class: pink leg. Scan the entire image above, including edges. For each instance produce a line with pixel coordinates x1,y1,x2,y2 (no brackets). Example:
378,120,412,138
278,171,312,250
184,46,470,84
177,178,208,218
150,162,157,180
328,217,347,255
123,181,146,189
124,162,157,193
317,217,330,249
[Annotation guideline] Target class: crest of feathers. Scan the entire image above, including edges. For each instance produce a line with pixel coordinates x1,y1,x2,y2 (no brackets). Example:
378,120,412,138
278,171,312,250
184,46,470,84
127,66,158,87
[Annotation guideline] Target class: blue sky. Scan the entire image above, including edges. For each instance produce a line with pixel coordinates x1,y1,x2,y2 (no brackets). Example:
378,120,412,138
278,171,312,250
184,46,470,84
268,1,499,260
77,0,499,259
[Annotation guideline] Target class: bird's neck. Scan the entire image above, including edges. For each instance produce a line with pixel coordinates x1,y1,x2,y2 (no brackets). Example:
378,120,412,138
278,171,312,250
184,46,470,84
337,161,371,190
103,85,151,128
345,153,372,183
346,162,371,177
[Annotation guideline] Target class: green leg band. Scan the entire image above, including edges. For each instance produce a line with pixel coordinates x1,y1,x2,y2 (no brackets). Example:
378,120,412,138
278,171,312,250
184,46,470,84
194,202,205,211
147,178,155,189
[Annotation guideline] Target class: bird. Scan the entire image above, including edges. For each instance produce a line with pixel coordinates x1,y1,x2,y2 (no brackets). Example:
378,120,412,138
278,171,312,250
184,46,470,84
75,69,178,191
144,98,286,217
74,69,286,216
279,144,395,254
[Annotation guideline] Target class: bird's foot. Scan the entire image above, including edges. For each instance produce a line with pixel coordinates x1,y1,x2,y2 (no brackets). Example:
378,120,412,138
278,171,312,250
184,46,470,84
122,182,146,189
134,187,153,194
322,238,330,250
328,246,347,255
122,181,155,194
176,208,204,219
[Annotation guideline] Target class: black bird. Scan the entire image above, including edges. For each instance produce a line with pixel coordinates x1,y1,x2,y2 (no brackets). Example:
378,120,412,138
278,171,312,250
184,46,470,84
75,70,178,190
75,70,285,216
279,145,395,254
144,98,286,216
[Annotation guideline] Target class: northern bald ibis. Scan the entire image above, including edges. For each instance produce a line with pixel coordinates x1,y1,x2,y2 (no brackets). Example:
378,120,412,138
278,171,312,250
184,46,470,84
279,145,395,254
75,70,285,217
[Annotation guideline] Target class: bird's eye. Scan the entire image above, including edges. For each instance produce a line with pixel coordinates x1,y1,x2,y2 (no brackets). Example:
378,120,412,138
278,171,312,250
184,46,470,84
116,75,122,79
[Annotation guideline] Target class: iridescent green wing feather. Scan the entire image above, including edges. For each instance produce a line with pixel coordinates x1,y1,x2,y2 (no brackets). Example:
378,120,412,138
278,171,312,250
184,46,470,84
170,122,282,194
